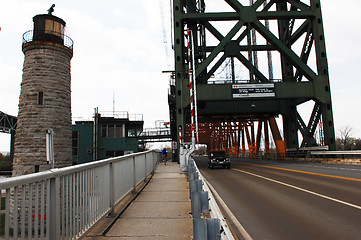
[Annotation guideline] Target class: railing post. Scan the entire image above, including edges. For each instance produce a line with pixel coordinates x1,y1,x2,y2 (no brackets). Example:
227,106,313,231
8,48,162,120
132,156,136,193
193,219,207,240
5,189,10,239
144,154,147,182
207,218,221,240
151,152,156,174
109,162,115,216
49,176,60,240
153,152,157,172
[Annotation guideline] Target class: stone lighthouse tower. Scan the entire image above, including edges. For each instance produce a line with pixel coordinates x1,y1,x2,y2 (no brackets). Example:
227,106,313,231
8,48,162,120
13,7,73,176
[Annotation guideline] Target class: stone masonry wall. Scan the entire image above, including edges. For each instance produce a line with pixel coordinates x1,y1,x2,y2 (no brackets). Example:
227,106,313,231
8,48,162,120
12,43,73,176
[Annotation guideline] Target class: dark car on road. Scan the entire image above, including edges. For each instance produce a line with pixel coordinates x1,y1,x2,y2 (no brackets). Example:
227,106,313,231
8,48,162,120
208,150,231,169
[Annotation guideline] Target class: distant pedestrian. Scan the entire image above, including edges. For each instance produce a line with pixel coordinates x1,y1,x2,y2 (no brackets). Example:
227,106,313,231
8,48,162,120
162,148,168,165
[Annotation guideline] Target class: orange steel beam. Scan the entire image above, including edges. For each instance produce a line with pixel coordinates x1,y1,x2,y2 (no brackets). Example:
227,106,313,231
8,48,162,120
184,117,284,160
250,122,255,157
268,117,286,158
256,120,262,155
244,122,254,158
232,122,240,157
241,124,246,158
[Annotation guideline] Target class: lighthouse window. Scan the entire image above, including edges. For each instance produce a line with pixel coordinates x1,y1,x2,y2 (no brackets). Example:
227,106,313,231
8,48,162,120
45,19,64,37
38,92,44,105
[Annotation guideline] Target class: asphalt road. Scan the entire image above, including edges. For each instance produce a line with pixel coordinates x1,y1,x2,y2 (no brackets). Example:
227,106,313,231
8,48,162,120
194,157,361,240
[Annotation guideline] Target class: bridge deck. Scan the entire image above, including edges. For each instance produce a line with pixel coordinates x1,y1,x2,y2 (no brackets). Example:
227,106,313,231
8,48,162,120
83,162,192,239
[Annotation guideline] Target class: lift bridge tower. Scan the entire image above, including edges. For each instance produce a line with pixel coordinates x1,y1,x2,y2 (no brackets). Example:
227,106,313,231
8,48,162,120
170,0,335,160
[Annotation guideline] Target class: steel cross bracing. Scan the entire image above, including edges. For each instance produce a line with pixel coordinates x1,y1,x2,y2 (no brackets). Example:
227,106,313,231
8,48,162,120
0,111,17,160
138,127,172,143
0,111,17,134
171,0,335,160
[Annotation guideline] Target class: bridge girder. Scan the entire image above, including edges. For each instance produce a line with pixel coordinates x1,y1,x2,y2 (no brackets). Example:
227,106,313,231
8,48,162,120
0,111,17,161
171,0,335,160
0,111,17,134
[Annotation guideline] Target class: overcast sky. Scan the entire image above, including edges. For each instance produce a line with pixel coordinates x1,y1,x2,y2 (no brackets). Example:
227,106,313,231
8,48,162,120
1,0,361,152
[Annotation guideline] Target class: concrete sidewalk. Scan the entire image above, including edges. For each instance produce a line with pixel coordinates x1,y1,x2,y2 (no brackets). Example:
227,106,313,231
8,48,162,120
84,162,193,239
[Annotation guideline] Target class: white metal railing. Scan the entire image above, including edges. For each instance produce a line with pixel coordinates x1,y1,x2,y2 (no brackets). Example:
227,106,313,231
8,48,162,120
140,128,171,137
99,111,143,122
311,150,361,156
0,150,160,240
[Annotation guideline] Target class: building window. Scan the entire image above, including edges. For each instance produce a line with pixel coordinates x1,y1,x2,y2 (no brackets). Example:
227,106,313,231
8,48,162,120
127,128,142,137
101,125,107,138
72,131,78,156
108,125,115,138
116,124,122,137
105,150,124,157
101,124,124,138
128,129,136,137
38,92,44,105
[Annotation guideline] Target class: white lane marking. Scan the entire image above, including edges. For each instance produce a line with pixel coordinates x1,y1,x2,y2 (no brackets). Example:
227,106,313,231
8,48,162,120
203,176,253,240
233,169,361,211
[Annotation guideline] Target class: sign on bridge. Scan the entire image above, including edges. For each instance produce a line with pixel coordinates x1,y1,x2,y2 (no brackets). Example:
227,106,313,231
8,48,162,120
232,84,275,98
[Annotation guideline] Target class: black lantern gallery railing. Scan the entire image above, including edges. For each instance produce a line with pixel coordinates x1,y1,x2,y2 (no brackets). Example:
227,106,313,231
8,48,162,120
22,30,74,50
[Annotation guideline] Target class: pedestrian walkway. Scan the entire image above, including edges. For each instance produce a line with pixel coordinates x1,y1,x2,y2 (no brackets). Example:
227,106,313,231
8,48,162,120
83,162,193,239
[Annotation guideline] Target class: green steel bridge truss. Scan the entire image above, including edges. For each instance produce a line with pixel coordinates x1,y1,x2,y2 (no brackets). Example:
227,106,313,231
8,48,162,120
170,0,335,156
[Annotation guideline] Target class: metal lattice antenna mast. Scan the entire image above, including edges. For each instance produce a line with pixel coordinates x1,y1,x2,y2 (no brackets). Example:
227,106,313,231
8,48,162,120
113,91,115,117
159,0,171,67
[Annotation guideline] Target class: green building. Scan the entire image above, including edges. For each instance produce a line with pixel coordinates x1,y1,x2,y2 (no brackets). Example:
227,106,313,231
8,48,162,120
72,111,144,164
